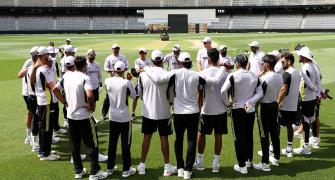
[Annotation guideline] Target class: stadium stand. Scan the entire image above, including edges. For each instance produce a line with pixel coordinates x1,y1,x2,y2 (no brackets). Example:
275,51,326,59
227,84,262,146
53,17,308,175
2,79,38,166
229,15,266,29
128,16,146,30
0,16,16,31
211,15,231,29
56,16,90,30
93,16,126,30
18,16,54,31
303,14,335,29
266,14,303,29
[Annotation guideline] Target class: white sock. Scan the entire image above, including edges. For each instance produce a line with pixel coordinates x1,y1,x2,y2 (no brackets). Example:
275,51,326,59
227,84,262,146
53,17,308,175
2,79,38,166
140,162,145,167
287,142,293,151
197,154,204,163
213,154,220,163
26,128,31,138
164,163,170,167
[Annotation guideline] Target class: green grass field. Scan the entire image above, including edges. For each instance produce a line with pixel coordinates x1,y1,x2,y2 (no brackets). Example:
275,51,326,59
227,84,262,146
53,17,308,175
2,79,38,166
0,33,334,180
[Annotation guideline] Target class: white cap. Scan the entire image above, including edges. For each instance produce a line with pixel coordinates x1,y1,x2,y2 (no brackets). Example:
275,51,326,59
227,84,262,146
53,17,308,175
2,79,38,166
87,48,95,55
66,38,71,42
201,37,212,44
37,46,50,55
218,45,227,50
172,44,181,51
30,46,39,53
248,41,260,47
268,50,281,59
47,46,59,54
114,61,126,72
64,56,75,67
64,45,78,53
112,43,120,49
178,52,192,62
296,46,313,61
139,48,148,53
151,50,164,61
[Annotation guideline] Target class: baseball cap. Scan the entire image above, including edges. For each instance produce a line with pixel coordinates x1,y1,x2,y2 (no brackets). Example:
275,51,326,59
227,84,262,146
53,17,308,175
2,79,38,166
178,52,192,62
218,45,227,50
151,50,164,62
248,41,260,47
64,45,78,53
235,54,248,65
172,44,181,51
112,43,120,49
114,61,126,72
47,46,59,54
30,46,39,54
87,48,95,55
201,37,212,44
296,46,313,61
37,46,51,56
65,56,75,67
139,48,148,53
66,38,71,42
267,50,281,59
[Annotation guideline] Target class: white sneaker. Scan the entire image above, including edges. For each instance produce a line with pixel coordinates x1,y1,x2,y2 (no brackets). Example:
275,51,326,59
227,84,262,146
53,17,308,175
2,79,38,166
24,137,31,145
212,161,220,173
89,170,108,180
98,153,108,162
309,137,320,149
54,128,67,135
293,145,312,155
63,119,69,128
52,136,60,144
183,171,192,179
252,162,271,172
32,145,40,152
178,168,184,177
281,148,294,157
193,160,205,171
40,153,60,161
245,160,252,168
269,156,279,166
137,163,146,175
122,167,136,178
163,164,177,176
107,165,117,175
233,164,248,174
71,154,87,163
75,168,87,179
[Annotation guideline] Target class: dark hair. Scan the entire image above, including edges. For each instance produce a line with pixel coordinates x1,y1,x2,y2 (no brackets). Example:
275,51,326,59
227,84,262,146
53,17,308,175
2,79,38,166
207,48,220,63
282,52,295,64
181,61,192,69
74,56,87,70
49,42,54,46
262,55,277,69
152,60,163,67
235,54,248,68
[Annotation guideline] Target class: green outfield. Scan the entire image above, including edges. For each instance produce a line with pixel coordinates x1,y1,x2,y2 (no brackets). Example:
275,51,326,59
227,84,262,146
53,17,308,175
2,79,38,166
0,33,334,180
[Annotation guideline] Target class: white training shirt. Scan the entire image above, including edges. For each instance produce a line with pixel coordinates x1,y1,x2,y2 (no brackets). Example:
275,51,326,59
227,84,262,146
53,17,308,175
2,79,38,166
196,48,209,70
87,61,102,90
35,65,54,106
60,56,70,74
105,77,136,122
137,66,170,120
300,62,318,102
260,71,283,103
219,55,234,66
199,66,229,115
104,54,129,73
26,66,36,96
134,58,152,69
221,68,263,109
48,65,59,104
55,71,93,120
249,51,265,76
21,59,33,96
164,53,181,70
279,66,301,111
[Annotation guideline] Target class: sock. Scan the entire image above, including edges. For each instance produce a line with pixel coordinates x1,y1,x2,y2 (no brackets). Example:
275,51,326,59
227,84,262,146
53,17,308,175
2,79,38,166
197,154,204,163
140,162,145,167
287,142,293,151
26,128,31,138
164,163,170,167
304,143,309,148
213,154,220,164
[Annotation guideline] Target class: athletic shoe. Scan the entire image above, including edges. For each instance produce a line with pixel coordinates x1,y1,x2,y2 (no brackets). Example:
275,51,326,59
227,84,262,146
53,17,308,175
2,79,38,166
24,137,31,145
54,128,67,135
122,167,136,178
212,161,220,173
309,137,320,149
89,170,108,180
269,156,279,166
293,145,312,155
40,153,60,161
98,153,108,162
63,119,69,128
178,168,184,177
131,113,136,121
183,171,192,179
75,168,87,179
137,163,146,175
71,154,87,163
193,160,205,171
252,162,271,172
52,136,60,144
163,164,177,176
32,144,40,152
107,165,117,175
245,160,252,168
233,164,248,174
281,149,293,158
